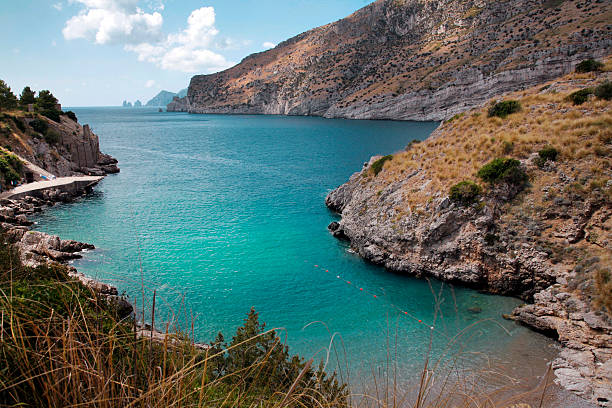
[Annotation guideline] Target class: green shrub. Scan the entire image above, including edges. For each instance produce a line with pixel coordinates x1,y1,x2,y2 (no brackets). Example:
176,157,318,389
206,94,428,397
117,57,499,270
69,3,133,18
62,110,78,122
539,146,559,162
449,181,482,204
502,140,514,154
29,118,48,134
11,116,25,132
0,152,22,184
477,157,527,185
594,81,612,101
44,129,60,145
371,155,393,176
575,59,604,73
40,109,61,122
487,100,521,118
567,88,594,105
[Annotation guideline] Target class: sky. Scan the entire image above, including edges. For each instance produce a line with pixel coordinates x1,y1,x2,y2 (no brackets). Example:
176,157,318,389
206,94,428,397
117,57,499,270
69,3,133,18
1,0,371,106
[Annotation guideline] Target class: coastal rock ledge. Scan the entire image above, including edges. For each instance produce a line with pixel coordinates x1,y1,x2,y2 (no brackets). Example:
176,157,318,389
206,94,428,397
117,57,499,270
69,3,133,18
325,71,612,405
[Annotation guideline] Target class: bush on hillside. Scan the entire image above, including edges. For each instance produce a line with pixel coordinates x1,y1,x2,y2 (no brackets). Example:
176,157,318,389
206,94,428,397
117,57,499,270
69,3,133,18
62,110,78,122
371,155,393,176
40,109,61,122
535,146,559,168
477,157,527,185
11,116,25,132
44,129,60,145
449,181,482,204
487,100,521,118
594,81,612,101
29,118,48,134
567,88,594,105
0,152,22,184
575,59,604,73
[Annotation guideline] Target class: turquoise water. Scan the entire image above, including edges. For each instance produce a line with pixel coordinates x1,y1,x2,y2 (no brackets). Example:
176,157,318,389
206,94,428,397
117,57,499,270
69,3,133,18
32,107,557,389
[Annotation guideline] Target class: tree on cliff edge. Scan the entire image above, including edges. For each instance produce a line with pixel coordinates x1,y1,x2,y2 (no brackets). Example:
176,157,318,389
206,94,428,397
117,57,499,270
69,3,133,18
35,90,61,121
19,86,36,107
0,80,18,110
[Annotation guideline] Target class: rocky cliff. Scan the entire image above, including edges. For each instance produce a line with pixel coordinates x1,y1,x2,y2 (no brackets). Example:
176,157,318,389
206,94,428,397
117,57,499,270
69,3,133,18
0,111,119,177
169,0,611,120
326,68,611,405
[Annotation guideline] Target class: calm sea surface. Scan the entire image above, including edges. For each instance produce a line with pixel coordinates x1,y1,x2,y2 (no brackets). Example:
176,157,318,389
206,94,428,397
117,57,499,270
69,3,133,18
32,107,558,390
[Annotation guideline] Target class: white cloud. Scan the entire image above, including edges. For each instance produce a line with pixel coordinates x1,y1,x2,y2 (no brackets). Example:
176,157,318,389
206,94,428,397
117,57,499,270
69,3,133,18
145,79,156,88
125,6,234,73
64,2,234,73
53,2,63,11
262,41,276,49
62,0,163,45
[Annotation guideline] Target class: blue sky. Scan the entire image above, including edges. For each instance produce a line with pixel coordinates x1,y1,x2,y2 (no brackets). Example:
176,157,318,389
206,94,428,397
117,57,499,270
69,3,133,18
1,0,371,106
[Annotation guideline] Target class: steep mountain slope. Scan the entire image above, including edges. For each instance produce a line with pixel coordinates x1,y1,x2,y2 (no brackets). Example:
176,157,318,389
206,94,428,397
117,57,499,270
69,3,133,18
169,0,611,120
326,66,612,404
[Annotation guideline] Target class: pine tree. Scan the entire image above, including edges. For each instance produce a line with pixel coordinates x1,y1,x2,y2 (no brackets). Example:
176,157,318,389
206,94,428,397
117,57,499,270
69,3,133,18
19,86,36,107
0,80,18,110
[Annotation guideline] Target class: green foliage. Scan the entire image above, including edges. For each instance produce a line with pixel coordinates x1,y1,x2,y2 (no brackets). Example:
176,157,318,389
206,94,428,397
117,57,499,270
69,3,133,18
0,151,23,185
11,116,25,132
567,88,594,105
538,146,559,162
19,86,36,107
371,154,393,176
35,90,61,122
449,180,482,204
477,157,527,185
536,146,559,167
29,117,48,134
44,128,60,145
62,110,78,122
0,80,18,110
487,100,521,118
575,59,604,73
594,81,612,101
35,90,58,110
40,109,61,122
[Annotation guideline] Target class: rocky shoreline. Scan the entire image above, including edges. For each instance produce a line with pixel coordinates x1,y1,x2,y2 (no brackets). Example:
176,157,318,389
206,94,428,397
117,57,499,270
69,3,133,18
324,71,612,405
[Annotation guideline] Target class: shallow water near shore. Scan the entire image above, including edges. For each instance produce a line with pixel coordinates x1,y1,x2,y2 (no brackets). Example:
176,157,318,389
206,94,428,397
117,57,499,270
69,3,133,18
32,107,561,395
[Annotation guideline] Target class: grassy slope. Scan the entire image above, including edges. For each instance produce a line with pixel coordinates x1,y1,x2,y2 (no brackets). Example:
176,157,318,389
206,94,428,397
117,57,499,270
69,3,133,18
363,61,611,312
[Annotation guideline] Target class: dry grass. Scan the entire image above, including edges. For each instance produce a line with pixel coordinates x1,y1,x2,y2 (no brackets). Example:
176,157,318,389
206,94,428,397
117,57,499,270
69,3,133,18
369,68,612,209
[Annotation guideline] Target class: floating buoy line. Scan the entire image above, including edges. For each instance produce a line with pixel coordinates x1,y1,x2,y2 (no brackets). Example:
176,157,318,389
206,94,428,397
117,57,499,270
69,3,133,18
310,262,438,332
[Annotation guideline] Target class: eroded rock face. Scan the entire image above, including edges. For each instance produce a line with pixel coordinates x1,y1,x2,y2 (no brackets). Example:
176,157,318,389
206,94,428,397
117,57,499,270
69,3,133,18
13,115,119,177
325,156,556,298
171,0,611,120
512,287,612,405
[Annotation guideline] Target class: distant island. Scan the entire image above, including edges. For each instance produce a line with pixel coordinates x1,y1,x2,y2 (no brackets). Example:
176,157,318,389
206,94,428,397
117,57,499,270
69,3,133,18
145,89,187,107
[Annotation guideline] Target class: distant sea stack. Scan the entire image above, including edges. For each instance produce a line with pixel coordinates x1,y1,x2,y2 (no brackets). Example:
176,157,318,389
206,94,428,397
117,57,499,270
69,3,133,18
168,0,611,120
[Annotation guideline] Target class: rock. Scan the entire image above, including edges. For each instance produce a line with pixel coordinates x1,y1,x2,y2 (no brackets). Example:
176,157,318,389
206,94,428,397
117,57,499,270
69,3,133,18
176,0,611,121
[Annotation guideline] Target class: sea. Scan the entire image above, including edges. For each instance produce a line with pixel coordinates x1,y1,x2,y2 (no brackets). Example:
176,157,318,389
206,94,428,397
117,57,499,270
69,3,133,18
31,107,560,397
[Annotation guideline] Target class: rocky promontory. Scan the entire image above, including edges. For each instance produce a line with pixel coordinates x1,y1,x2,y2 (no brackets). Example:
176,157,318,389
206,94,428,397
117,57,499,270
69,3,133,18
326,68,612,405
170,0,611,121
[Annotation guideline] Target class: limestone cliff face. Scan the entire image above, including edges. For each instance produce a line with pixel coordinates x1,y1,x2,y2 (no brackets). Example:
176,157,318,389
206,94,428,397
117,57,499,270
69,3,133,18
170,0,611,120
0,112,119,177
325,70,612,404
